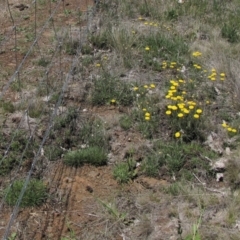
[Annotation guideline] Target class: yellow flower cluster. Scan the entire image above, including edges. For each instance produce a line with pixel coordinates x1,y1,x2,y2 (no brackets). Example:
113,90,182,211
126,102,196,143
165,79,185,100
138,17,158,27
166,102,202,118
191,51,226,81
144,22,158,27
145,112,151,121
170,62,177,69
165,78,204,141
221,121,237,133
193,63,202,70
192,51,202,57
207,68,226,81
133,84,156,91
162,61,179,70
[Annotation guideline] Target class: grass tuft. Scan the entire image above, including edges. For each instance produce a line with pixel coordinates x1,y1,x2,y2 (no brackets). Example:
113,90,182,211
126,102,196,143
63,147,107,167
4,179,47,207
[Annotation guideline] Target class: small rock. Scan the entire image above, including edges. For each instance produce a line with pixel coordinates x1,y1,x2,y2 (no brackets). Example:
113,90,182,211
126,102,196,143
205,132,224,154
225,147,231,155
216,173,224,182
88,171,99,178
211,157,229,172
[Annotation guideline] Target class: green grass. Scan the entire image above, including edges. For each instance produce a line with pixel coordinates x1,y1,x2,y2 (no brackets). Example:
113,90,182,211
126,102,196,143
0,100,15,113
119,115,133,130
63,146,107,167
0,130,36,175
141,32,189,65
4,179,47,207
140,141,219,178
113,159,136,184
91,72,135,106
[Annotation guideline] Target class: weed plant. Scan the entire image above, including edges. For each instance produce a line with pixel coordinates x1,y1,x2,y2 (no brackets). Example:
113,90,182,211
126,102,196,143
141,141,218,179
0,130,36,175
0,100,15,113
113,159,136,184
63,146,107,167
119,115,132,130
48,107,109,162
4,179,47,207
91,72,134,106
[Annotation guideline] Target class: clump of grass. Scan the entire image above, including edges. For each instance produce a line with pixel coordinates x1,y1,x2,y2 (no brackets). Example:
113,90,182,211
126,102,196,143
37,58,49,67
45,146,64,161
49,108,109,161
64,41,80,55
119,115,133,130
91,72,134,106
113,159,136,184
141,140,218,179
141,32,188,67
63,146,107,167
78,119,109,149
4,179,47,207
0,154,20,176
140,154,161,177
128,83,160,138
164,182,183,196
0,100,15,113
89,29,111,50
28,101,45,118
0,130,36,175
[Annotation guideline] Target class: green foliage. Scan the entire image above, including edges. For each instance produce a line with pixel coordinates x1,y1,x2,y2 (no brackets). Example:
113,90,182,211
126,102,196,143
10,80,23,92
113,159,136,184
81,44,93,55
45,146,64,161
65,41,79,55
54,107,78,130
82,56,93,66
97,198,127,221
89,30,111,50
50,108,108,162
221,23,239,43
145,140,218,177
28,101,44,118
91,72,134,106
63,147,107,167
119,115,132,130
141,32,188,64
137,120,157,139
141,154,161,177
184,213,202,240
0,130,36,175
4,179,47,207
0,154,19,176
164,182,183,196
79,120,108,149
166,9,178,21
37,58,49,67
50,92,60,103
0,100,15,113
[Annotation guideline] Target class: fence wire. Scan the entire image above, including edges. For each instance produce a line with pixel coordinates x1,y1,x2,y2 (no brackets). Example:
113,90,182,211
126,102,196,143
0,0,95,239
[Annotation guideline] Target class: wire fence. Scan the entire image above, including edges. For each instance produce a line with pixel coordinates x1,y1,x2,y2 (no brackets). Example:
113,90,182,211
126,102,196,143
0,0,96,238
